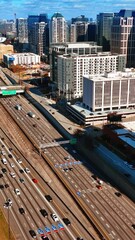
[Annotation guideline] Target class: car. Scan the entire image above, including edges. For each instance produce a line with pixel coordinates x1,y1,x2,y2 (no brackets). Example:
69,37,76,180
24,168,30,173
1,157,7,164
29,230,36,238
7,198,12,205
1,150,6,156
132,224,135,229
32,178,38,183
69,168,73,171
40,209,48,217
4,202,10,208
0,184,4,189
64,155,71,160
72,149,77,153
19,207,25,214
14,188,20,195
0,173,3,178
10,163,15,168
63,168,69,172
10,172,16,178
51,213,59,222
19,169,24,173
9,148,13,151
62,218,71,225
19,178,25,183
115,192,122,197
96,185,102,190
17,159,22,164
5,184,9,188
97,179,103,185
41,236,49,240
2,168,7,173
8,154,13,158
76,238,84,240
45,195,52,202
91,175,98,180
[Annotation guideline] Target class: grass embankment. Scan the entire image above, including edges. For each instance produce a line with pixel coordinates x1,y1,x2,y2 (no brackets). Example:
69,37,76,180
0,209,15,240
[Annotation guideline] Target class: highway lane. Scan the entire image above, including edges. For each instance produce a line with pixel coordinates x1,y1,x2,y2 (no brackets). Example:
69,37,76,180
0,130,91,240
1,96,135,239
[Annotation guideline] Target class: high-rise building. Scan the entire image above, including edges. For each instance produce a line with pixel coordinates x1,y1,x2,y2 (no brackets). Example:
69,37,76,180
57,52,126,100
70,22,89,42
71,15,89,24
31,22,49,56
111,10,135,67
97,13,114,51
28,14,49,53
50,13,67,44
16,18,28,43
50,42,102,83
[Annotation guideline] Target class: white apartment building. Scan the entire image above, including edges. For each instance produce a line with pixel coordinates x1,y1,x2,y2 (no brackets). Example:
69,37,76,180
3,53,40,67
57,52,126,100
83,69,135,112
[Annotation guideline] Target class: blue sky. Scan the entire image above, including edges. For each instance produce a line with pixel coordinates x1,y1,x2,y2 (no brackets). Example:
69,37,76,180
1,0,135,20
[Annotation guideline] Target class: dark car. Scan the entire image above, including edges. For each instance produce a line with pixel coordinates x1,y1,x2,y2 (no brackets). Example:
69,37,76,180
19,178,25,183
91,174,98,180
63,218,71,225
5,184,9,188
45,195,52,202
8,154,13,158
0,184,4,189
40,209,48,217
115,192,122,197
41,236,49,240
76,238,84,240
2,168,7,173
29,230,36,238
132,224,135,229
19,208,25,214
0,173,3,178
69,168,73,171
19,169,24,174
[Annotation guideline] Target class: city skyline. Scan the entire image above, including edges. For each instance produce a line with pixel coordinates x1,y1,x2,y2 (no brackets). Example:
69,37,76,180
1,0,135,21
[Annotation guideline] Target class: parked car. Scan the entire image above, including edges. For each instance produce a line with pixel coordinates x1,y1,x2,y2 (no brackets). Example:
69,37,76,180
5,184,9,188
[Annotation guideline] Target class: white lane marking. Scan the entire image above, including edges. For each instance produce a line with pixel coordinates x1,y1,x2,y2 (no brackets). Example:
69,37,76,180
101,217,104,221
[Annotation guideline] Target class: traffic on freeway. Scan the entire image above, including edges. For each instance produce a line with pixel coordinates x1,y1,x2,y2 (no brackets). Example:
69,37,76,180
1,95,135,240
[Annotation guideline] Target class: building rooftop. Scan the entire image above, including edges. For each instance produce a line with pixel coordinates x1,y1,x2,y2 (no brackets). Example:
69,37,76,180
86,69,135,82
4,52,40,57
60,52,125,59
51,42,100,48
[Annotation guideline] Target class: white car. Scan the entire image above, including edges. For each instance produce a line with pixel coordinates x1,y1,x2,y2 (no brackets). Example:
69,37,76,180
10,163,15,168
14,188,20,195
24,168,30,173
10,172,16,178
51,213,59,222
17,159,22,164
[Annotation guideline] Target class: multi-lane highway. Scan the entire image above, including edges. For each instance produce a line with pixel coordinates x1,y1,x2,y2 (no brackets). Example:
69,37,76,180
0,129,92,240
0,93,135,240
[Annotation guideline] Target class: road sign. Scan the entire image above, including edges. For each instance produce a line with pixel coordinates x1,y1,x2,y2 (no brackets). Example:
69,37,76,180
2,90,16,95
69,138,77,145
